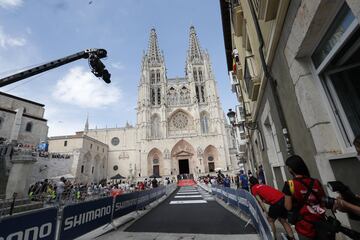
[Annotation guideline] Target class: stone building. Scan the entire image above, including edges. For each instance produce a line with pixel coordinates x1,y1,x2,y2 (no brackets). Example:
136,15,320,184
39,132,109,184
0,91,48,196
0,91,48,145
82,27,237,179
220,0,360,231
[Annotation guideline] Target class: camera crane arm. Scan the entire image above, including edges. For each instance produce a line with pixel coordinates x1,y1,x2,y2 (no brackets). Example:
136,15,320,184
0,48,111,88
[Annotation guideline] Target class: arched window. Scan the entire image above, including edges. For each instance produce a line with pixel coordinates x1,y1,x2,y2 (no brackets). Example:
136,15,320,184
157,87,161,105
151,88,156,105
25,122,33,132
193,69,198,82
151,115,161,138
150,70,155,84
156,70,161,83
196,86,200,102
198,68,203,82
200,113,209,134
200,86,205,102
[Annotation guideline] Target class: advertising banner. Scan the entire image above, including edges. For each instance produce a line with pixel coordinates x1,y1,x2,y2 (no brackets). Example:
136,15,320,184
113,191,139,219
0,207,57,240
226,188,238,207
59,197,113,240
135,189,150,210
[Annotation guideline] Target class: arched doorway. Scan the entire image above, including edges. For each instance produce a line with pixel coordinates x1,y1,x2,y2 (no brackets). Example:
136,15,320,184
203,145,219,173
171,140,196,176
147,148,163,176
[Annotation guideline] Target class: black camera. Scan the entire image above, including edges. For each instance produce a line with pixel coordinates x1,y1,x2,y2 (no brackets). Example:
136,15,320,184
323,181,360,221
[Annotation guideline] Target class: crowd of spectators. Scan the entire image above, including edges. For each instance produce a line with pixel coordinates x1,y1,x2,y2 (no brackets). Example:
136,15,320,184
28,176,173,206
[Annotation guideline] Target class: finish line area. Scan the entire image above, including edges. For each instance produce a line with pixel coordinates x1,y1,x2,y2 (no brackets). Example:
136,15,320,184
98,186,259,240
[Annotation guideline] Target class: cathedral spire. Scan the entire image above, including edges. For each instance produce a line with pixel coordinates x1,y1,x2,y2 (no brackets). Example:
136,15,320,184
84,114,89,133
187,26,203,64
147,28,163,65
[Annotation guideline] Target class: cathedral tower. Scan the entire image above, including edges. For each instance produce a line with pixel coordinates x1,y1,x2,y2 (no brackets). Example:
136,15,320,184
137,28,166,140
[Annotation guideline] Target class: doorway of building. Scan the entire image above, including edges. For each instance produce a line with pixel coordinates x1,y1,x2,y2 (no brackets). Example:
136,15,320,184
208,162,215,172
178,159,189,174
153,165,159,176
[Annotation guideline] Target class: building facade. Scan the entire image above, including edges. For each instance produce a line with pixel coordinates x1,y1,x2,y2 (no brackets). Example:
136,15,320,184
83,27,237,179
220,0,360,231
0,91,48,145
34,132,109,184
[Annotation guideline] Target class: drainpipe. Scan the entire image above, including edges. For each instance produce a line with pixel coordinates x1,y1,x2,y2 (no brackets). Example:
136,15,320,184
247,0,294,156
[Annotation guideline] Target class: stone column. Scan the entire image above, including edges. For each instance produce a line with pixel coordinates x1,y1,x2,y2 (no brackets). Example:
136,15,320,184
6,150,36,198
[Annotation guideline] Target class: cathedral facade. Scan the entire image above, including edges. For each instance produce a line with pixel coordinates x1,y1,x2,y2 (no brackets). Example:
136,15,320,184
82,27,237,180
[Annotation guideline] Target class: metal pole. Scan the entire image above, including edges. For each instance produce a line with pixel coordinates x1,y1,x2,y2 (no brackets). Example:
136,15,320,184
247,0,294,156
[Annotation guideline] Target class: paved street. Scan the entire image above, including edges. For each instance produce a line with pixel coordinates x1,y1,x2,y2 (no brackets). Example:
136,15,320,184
98,186,258,239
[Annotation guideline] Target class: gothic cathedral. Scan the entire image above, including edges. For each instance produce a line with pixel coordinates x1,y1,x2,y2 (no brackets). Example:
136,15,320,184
86,27,237,179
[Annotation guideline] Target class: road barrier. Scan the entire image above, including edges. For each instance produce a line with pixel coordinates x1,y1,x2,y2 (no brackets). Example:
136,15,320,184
0,184,175,240
211,185,273,240
0,207,58,240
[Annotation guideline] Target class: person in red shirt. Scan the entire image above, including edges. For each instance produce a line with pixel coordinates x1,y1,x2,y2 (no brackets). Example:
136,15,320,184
250,176,294,240
283,155,329,240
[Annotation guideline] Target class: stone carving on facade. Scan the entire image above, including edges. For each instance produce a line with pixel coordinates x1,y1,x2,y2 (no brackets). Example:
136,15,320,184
118,151,129,159
164,149,170,159
197,147,203,157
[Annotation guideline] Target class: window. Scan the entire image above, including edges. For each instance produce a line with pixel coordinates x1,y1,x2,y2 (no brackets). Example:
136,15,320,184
111,137,120,146
171,112,189,129
64,141,67,147
25,122,32,132
113,165,118,171
97,146,99,151
90,144,93,149
157,88,161,105
0,117,4,129
103,148,104,153
198,69,203,82
150,70,155,84
200,86,205,102
81,165,84,173
312,5,355,68
156,70,161,83
208,156,214,161
201,113,209,134
193,69,198,81
312,4,360,147
151,88,156,105
92,166,94,174
151,115,161,138
153,159,159,164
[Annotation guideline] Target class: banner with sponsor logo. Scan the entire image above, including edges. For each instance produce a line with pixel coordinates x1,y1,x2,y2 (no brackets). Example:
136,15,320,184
210,185,272,240
0,207,57,240
113,192,139,219
59,197,113,240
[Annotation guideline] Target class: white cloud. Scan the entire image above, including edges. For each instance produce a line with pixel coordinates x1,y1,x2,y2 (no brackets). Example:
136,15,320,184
0,26,26,48
53,66,121,108
0,0,23,8
111,62,124,70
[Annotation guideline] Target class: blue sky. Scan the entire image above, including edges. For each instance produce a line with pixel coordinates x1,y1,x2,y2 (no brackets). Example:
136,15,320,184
0,0,237,136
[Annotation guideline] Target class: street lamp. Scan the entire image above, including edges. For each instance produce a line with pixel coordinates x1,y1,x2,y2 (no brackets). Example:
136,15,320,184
226,108,258,130
227,109,237,126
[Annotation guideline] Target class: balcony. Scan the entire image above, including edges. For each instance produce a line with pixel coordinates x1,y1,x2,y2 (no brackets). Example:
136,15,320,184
244,56,260,101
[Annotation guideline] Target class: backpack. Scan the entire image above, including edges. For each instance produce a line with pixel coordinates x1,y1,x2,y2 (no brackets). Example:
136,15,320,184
288,178,327,238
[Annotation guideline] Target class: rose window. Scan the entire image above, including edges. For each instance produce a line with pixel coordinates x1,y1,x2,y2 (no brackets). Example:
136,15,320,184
172,112,189,129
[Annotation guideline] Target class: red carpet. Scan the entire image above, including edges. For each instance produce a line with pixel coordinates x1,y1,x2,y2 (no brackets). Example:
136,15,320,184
177,179,196,186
